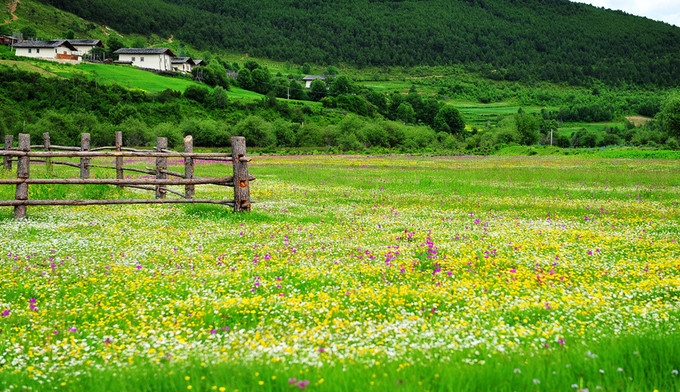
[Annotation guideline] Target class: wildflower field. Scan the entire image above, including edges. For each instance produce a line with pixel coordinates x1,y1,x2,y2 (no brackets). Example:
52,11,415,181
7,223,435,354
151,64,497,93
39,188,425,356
1,155,679,391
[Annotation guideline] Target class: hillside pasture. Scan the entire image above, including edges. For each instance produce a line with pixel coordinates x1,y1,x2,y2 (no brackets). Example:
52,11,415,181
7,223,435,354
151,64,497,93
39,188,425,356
1,155,679,391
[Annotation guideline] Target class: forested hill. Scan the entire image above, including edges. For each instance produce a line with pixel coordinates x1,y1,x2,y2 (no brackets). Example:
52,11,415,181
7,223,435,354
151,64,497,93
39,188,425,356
36,0,680,86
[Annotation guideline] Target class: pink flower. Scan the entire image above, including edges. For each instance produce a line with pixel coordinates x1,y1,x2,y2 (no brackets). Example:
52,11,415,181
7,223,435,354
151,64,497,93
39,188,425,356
1,309,9,317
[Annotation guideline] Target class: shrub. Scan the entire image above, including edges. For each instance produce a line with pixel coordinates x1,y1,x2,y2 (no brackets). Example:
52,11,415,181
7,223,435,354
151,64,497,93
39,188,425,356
183,85,211,104
295,123,324,147
233,116,276,147
153,122,183,148
119,118,153,147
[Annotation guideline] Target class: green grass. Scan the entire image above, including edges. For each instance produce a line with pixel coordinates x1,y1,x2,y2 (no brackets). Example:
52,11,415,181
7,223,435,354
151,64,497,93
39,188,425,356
1,155,680,391
76,63,200,92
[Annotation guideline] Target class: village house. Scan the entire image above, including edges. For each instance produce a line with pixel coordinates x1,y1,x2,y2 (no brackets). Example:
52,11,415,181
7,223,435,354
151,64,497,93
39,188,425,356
0,34,18,46
114,47,176,72
13,40,79,62
171,57,195,74
67,39,103,56
302,75,326,89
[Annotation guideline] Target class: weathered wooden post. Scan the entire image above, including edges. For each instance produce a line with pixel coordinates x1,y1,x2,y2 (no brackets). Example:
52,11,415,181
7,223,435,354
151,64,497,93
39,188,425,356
156,137,167,199
80,133,90,179
115,131,124,181
43,132,52,175
3,135,12,171
231,136,251,212
184,135,194,199
14,134,30,219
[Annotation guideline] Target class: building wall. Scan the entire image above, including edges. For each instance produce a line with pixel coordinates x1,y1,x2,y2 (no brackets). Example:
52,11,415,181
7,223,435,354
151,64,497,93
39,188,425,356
73,45,95,55
173,63,192,73
15,47,57,59
119,53,173,71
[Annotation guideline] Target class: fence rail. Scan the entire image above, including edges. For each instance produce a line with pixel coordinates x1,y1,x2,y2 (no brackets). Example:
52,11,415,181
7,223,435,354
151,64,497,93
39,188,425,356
1,132,253,219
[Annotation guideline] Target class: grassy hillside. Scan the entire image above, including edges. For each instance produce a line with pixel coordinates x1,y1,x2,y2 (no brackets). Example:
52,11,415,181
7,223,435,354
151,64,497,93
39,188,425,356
25,0,680,87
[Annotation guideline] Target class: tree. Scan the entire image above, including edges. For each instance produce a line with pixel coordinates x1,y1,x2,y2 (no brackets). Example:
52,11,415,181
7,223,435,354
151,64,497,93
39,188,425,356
515,112,540,145
107,37,124,57
396,102,416,124
243,60,260,71
233,116,276,147
309,79,327,101
212,86,228,109
20,26,37,39
301,63,311,74
328,76,353,96
288,80,305,100
325,65,339,76
236,68,254,90
660,95,680,138
433,105,465,135
183,85,210,104
251,68,271,94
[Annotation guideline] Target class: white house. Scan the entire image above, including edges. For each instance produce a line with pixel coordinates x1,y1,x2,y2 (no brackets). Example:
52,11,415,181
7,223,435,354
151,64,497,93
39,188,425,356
171,57,195,74
67,39,103,56
114,48,176,72
13,40,79,62
302,75,326,89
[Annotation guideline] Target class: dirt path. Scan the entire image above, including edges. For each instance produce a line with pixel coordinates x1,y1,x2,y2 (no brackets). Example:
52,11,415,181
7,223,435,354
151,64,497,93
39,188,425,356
5,0,20,23
625,116,652,127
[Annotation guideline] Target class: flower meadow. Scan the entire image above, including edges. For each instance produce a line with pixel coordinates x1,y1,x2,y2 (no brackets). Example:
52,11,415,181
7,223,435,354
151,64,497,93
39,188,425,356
1,155,679,391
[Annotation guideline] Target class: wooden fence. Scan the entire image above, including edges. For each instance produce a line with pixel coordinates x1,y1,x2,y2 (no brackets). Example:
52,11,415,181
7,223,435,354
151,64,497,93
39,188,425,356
1,132,253,219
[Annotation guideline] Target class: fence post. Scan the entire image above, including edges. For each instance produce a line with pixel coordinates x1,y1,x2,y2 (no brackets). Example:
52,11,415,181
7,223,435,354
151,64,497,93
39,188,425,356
3,135,12,171
184,135,194,199
156,137,168,199
231,136,251,212
80,133,90,179
43,132,52,176
14,134,30,219
115,131,124,181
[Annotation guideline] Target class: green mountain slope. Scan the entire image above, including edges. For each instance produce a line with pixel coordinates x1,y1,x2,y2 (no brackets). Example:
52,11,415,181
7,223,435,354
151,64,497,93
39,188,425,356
30,0,680,87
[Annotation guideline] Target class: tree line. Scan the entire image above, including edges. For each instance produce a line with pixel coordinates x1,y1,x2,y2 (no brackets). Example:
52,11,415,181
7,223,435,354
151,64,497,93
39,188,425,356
1,63,679,155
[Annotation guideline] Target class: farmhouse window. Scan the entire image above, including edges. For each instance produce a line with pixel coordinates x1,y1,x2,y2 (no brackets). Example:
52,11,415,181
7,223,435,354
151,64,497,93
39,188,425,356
36,48,40,53
140,57,144,62
132,56,135,61
28,48,32,53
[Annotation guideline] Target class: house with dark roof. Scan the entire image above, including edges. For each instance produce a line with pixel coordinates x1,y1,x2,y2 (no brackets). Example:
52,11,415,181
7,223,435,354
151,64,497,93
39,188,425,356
113,48,176,72
171,57,196,74
13,40,79,61
0,35,18,46
302,75,327,89
67,39,103,56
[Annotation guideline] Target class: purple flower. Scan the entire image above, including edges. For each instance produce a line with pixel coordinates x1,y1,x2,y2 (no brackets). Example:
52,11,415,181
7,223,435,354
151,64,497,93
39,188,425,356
1,309,9,317
68,327,77,333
